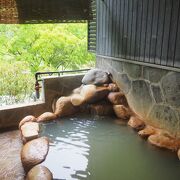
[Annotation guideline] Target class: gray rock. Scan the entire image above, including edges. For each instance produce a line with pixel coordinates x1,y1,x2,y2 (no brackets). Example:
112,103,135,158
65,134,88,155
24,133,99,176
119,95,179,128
151,84,163,103
128,80,154,117
112,60,123,73
82,69,111,85
143,66,168,83
148,105,179,135
116,73,131,94
123,63,142,79
161,72,180,108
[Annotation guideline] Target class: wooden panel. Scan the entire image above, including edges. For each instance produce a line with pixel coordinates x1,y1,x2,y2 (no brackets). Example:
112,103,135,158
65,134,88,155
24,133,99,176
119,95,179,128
96,0,180,68
88,0,96,52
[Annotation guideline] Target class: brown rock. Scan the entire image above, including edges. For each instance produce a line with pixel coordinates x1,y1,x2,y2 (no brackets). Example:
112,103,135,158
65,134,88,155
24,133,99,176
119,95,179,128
138,125,157,138
107,83,119,92
54,96,79,117
128,116,145,131
90,102,114,116
72,85,83,94
81,85,110,104
26,165,53,180
113,105,131,120
21,137,49,172
21,122,39,142
19,115,37,129
37,112,57,123
177,149,180,160
159,130,175,138
148,134,180,151
107,92,129,107
51,97,59,113
71,94,85,106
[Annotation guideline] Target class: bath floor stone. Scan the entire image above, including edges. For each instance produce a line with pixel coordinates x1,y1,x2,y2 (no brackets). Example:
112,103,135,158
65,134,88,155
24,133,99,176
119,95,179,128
0,130,25,180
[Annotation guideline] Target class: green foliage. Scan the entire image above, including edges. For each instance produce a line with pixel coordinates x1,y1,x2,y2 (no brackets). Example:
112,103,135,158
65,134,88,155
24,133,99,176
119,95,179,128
0,24,95,73
0,23,95,102
0,60,34,100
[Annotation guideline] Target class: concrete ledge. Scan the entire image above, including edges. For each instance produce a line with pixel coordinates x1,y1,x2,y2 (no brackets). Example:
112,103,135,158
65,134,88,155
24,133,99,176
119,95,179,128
0,74,83,129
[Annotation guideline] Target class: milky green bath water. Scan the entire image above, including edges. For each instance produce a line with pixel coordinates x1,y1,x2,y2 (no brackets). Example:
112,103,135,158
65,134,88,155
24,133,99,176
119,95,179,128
41,114,180,180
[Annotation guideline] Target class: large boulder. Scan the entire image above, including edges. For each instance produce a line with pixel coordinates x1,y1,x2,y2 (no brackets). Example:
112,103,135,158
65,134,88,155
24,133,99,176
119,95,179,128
113,105,131,120
19,115,37,129
72,85,83,94
127,116,145,131
37,112,57,123
21,137,49,172
71,85,110,106
71,94,85,106
148,134,180,151
26,165,53,180
54,96,79,117
108,92,129,107
21,122,39,143
82,69,111,85
81,85,110,104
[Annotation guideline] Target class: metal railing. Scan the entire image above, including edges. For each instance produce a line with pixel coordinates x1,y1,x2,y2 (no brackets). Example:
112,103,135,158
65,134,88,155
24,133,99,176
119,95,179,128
0,69,90,107
34,69,90,99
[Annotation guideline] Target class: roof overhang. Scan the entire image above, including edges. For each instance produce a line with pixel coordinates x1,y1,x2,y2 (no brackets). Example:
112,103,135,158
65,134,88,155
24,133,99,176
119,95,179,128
0,0,93,24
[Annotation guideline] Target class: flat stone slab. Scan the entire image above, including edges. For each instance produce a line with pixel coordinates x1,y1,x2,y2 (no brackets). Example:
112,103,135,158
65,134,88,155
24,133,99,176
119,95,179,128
19,115,37,128
21,122,39,142
21,137,49,172
0,130,25,180
26,165,53,180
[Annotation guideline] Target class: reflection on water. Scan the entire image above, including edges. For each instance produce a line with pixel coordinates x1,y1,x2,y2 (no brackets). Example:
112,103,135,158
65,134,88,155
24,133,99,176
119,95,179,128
41,116,95,180
41,114,180,180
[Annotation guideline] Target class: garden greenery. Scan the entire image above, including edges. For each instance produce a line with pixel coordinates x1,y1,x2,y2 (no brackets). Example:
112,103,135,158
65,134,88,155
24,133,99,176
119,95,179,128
0,23,95,104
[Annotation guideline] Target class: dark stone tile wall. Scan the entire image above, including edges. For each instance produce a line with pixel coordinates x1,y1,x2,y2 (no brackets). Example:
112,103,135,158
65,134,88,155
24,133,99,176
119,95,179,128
96,56,180,137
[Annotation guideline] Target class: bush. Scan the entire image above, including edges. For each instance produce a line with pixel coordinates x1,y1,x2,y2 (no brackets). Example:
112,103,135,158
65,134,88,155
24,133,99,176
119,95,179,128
0,61,34,102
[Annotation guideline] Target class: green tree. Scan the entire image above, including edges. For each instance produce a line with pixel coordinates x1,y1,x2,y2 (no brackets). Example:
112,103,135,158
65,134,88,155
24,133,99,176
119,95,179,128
0,60,34,100
0,23,95,103
0,24,95,73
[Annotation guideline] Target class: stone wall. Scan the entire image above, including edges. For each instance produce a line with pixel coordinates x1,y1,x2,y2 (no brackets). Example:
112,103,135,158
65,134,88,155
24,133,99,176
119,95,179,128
0,74,83,129
96,55,180,137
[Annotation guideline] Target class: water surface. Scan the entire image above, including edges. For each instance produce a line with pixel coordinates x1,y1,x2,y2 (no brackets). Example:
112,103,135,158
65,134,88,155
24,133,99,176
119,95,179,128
41,114,180,180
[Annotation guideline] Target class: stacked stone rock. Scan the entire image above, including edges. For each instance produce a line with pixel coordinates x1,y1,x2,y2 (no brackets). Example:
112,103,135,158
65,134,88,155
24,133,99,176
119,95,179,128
19,117,52,180
18,69,180,179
